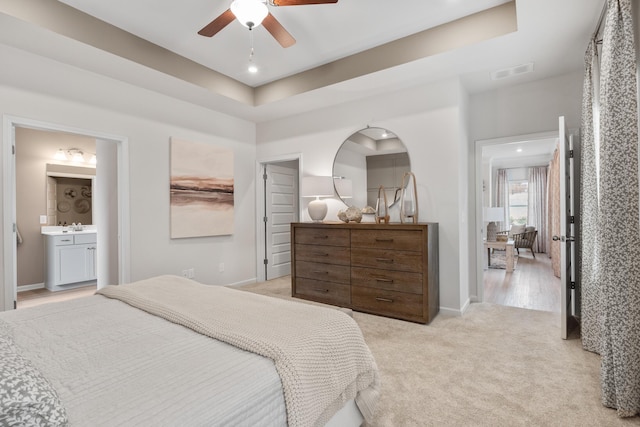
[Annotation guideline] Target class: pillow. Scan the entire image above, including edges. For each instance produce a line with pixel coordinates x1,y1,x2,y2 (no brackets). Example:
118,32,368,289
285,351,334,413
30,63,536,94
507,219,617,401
524,226,535,233
509,224,526,237
0,332,68,427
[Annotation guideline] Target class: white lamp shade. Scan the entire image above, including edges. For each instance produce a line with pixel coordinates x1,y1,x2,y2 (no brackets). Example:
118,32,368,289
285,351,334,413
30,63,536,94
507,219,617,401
483,207,505,222
302,176,334,198
230,0,268,28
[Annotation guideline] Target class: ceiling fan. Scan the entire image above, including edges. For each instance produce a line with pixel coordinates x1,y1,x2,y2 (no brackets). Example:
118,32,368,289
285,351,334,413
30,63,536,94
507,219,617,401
198,0,339,48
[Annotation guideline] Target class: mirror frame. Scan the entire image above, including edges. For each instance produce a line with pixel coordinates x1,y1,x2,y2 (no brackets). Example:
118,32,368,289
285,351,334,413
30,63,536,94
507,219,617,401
332,127,410,209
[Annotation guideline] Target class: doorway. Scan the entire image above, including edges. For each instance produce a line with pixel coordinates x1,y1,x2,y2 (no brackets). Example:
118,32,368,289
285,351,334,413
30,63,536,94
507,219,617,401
2,115,130,311
255,155,301,283
475,131,561,312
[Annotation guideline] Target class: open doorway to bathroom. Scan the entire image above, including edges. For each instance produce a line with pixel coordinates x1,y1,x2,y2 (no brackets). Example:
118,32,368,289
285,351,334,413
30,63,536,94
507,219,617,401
476,131,561,313
2,116,130,311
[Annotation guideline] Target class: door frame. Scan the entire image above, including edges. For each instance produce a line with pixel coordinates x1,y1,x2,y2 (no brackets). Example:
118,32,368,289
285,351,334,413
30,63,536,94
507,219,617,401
2,115,131,310
473,130,557,304
255,153,302,283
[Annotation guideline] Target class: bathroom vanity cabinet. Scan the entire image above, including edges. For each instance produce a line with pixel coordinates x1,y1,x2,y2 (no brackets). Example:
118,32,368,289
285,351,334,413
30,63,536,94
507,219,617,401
44,232,97,291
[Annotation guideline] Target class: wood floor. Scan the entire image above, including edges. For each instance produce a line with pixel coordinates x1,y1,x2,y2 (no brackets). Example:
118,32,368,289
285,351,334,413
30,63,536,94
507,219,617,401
17,285,97,309
483,250,560,313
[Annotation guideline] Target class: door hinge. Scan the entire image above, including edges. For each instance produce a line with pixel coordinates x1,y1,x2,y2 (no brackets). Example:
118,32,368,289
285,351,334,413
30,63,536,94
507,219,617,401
14,300,17,309
263,216,268,223
569,216,575,224
13,223,16,232
263,259,269,265
263,173,268,181
569,149,574,158
12,145,15,155
570,282,576,290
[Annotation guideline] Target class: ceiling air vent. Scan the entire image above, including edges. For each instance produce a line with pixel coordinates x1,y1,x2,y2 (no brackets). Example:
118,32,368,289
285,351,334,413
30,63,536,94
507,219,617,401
490,62,535,81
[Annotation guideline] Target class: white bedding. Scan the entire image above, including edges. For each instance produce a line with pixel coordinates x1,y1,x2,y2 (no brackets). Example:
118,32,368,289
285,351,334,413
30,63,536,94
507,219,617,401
0,294,287,426
0,275,379,426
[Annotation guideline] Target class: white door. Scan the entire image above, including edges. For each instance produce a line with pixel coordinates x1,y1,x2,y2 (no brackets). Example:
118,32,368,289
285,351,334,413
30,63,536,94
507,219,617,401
264,163,298,279
557,116,580,339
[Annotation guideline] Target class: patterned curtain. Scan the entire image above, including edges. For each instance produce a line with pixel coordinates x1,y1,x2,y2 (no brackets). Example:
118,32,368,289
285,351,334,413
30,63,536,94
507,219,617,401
547,149,561,278
580,39,603,355
527,166,548,253
581,0,640,417
495,169,509,230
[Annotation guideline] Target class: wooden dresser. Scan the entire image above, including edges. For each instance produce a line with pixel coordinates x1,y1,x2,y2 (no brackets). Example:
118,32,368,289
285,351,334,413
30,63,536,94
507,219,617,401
291,222,439,324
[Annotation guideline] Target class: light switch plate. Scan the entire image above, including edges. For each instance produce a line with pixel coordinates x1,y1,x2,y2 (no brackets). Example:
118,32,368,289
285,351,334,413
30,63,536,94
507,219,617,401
39,215,47,225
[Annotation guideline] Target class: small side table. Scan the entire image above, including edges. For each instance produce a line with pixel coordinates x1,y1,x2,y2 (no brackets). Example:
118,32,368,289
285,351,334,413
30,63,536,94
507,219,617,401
484,240,515,273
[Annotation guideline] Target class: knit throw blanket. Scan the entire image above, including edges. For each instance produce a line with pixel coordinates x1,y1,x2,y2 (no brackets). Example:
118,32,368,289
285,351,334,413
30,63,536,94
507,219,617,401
97,276,379,426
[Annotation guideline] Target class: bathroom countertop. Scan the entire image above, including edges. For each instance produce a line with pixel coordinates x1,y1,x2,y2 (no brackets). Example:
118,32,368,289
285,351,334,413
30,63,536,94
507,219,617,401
41,226,97,236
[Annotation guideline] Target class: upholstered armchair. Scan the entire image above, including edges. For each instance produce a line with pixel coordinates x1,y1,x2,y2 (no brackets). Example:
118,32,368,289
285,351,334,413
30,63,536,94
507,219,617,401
513,226,537,258
497,225,538,258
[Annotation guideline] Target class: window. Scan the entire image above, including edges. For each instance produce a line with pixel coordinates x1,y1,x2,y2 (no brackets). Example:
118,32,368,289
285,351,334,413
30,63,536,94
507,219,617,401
508,179,528,225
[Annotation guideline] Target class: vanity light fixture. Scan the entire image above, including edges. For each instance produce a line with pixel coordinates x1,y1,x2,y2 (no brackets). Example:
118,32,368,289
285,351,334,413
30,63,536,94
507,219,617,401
302,176,334,222
53,148,96,165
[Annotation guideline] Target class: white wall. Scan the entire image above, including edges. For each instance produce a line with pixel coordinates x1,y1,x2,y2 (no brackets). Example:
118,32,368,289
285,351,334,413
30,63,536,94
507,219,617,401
0,47,258,310
257,79,469,314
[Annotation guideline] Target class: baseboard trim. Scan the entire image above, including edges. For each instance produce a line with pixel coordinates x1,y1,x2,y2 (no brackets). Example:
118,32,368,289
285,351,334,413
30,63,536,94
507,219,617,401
438,306,463,317
225,278,258,287
17,283,45,292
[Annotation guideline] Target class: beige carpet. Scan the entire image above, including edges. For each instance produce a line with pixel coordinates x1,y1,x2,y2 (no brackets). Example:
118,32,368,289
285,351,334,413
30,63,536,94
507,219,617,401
237,277,640,427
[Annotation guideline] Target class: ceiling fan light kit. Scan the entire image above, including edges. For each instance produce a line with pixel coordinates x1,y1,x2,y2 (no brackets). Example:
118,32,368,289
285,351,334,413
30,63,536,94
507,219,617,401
230,0,269,29
198,0,339,48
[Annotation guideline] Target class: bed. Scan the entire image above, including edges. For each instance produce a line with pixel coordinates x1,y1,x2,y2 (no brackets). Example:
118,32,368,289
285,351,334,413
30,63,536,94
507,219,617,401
0,275,379,426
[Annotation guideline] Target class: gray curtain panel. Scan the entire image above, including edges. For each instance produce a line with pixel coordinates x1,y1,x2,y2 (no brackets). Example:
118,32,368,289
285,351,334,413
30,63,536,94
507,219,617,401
495,169,509,230
527,166,548,253
581,0,640,417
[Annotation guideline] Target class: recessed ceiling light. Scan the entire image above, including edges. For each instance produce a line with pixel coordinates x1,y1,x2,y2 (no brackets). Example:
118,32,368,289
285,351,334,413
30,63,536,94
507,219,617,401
516,148,523,153
248,64,258,73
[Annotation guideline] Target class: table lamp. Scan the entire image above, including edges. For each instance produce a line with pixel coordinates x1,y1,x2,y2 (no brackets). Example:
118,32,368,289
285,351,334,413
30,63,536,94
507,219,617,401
302,176,335,222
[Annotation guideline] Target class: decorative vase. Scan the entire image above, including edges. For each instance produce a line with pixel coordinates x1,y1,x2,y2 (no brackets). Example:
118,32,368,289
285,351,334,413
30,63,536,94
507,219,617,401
375,186,390,224
399,172,418,224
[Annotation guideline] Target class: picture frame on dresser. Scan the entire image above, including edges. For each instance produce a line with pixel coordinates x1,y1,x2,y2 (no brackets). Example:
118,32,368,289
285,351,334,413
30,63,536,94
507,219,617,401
291,222,439,324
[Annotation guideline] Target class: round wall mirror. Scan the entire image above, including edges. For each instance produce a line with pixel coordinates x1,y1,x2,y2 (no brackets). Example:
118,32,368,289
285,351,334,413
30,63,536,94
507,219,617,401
332,127,410,209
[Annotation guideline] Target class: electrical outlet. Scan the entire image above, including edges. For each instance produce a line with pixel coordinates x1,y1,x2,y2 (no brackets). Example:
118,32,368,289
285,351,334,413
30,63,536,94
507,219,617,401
181,268,195,279
181,269,190,278
39,215,47,225
219,263,224,273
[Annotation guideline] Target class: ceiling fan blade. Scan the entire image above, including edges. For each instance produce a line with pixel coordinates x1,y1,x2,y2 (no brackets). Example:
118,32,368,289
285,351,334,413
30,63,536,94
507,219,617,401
271,0,338,5
198,9,235,37
262,13,296,48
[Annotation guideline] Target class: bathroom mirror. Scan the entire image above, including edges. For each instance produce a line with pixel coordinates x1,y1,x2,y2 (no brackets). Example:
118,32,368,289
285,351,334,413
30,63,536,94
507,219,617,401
46,164,95,226
332,127,410,209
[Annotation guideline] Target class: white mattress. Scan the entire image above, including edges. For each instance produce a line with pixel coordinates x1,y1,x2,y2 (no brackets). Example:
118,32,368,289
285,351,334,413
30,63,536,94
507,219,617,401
1,295,287,426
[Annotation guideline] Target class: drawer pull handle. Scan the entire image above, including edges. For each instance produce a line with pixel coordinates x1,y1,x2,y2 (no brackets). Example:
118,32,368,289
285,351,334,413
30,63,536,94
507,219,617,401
312,271,329,275
376,258,394,263
376,278,394,283
376,297,394,303
61,239,71,242
312,253,329,257
314,288,330,293
375,238,394,242
318,235,329,239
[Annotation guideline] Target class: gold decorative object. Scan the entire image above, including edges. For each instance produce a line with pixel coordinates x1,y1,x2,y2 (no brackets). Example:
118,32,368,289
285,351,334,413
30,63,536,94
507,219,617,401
375,186,390,224
399,172,418,224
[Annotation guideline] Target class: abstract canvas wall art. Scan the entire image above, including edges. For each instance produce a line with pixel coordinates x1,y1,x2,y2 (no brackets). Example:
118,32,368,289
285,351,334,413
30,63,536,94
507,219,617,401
170,138,234,238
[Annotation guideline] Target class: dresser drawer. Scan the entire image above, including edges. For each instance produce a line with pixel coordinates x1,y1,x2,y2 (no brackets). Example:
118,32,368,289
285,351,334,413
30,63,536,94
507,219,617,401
296,260,350,285
351,248,423,273
351,267,422,294
351,229,423,251
351,286,424,322
295,244,350,266
294,227,350,247
294,278,351,306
